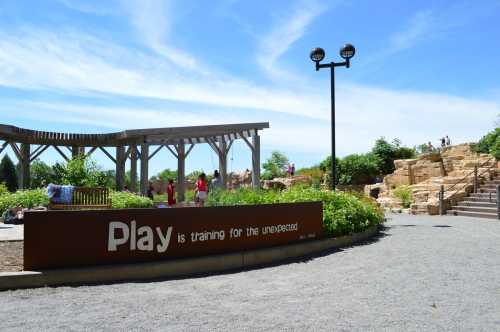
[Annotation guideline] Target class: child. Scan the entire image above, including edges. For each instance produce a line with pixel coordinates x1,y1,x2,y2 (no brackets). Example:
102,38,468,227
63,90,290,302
195,173,208,207
167,179,176,207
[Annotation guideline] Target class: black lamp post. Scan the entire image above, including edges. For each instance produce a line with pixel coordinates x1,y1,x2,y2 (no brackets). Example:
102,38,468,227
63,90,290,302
310,44,355,191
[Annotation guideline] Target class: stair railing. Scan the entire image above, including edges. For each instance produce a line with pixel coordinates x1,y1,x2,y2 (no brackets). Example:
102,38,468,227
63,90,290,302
439,157,496,215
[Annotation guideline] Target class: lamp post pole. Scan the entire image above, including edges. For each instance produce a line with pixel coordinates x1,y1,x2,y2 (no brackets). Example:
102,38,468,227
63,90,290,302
310,44,355,191
330,64,336,192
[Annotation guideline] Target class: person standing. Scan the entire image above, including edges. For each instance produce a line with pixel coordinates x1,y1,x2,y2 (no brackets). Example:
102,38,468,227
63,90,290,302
167,179,176,207
147,182,154,200
291,163,295,177
195,173,208,207
446,135,451,146
440,137,446,148
210,170,223,190
427,141,434,152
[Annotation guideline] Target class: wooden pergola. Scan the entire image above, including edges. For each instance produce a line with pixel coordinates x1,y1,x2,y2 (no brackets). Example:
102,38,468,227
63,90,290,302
0,122,269,201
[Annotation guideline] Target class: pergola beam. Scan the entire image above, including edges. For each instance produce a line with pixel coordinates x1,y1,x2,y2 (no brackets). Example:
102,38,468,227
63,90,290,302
30,145,50,162
52,145,70,162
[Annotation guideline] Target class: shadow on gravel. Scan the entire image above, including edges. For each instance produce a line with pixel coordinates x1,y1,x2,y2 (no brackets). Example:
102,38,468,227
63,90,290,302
390,224,417,227
433,225,452,228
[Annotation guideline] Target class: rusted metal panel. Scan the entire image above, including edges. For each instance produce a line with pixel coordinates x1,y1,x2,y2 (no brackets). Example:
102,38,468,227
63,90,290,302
24,202,323,270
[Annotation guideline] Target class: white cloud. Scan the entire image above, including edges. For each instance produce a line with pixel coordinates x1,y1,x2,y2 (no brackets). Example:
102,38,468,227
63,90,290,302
121,0,198,70
0,28,329,120
256,0,327,80
389,10,434,52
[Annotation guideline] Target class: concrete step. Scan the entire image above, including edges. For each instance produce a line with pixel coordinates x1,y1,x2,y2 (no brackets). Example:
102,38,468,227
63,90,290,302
478,188,496,193
446,210,498,219
469,193,497,198
459,201,497,208
464,197,497,203
451,205,497,213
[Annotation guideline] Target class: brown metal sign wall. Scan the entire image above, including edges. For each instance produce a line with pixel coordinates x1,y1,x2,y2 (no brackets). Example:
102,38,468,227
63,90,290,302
24,202,323,270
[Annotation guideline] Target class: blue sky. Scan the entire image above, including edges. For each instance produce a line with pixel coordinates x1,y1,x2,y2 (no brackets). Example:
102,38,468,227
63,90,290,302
0,0,499,175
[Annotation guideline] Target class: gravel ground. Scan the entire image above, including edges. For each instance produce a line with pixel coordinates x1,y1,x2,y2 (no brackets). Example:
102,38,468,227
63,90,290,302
0,241,23,272
0,214,499,331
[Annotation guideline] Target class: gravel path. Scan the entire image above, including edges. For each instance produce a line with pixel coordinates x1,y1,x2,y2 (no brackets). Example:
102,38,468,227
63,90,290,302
0,214,499,331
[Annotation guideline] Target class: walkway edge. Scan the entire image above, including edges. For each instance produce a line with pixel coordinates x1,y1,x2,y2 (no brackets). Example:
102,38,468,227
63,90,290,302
0,225,379,291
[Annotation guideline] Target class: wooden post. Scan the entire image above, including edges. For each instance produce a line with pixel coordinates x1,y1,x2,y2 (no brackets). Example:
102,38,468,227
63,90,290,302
439,184,445,216
72,146,79,159
177,144,186,202
140,143,149,196
252,135,261,188
218,137,228,188
115,146,126,191
130,145,138,193
473,166,478,193
19,143,30,189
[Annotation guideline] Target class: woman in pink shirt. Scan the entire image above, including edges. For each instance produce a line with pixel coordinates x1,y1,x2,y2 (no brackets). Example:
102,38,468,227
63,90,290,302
195,173,208,207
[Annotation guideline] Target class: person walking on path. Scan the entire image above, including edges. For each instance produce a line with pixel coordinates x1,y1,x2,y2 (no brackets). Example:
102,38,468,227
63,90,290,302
195,173,208,207
167,179,176,207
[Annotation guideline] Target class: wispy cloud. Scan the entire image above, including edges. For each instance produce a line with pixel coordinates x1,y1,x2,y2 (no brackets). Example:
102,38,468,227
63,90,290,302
0,27,328,119
389,10,434,52
121,0,198,70
256,0,327,80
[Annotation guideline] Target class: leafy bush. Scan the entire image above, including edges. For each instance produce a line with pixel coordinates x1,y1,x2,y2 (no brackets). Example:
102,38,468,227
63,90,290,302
0,183,8,196
0,189,49,216
337,153,380,185
110,191,154,209
262,151,289,180
206,186,384,237
393,185,413,208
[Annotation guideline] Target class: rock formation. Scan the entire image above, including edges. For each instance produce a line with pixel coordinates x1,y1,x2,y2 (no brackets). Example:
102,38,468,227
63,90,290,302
365,143,497,214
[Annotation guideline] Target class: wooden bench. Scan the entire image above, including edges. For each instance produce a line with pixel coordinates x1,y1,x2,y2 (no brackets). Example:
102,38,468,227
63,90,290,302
48,187,112,210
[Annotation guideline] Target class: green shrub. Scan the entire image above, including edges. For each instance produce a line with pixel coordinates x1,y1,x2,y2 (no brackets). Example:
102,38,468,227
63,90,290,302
393,185,413,208
110,191,154,209
0,189,49,216
262,151,289,180
206,186,384,237
0,183,8,196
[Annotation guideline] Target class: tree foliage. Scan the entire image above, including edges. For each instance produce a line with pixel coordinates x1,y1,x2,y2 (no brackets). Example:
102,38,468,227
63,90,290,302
262,151,289,180
30,160,56,188
372,137,416,175
0,155,18,192
150,168,177,182
476,128,500,160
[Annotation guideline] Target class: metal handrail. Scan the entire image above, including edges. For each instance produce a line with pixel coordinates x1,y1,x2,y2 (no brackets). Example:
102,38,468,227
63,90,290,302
439,157,496,215
445,157,494,194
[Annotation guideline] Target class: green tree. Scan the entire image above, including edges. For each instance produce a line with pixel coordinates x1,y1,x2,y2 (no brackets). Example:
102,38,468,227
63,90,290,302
150,168,177,182
372,137,415,175
337,153,380,185
476,128,500,158
0,155,18,192
30,159,55,188
60,156,110,187
262,151,289,180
